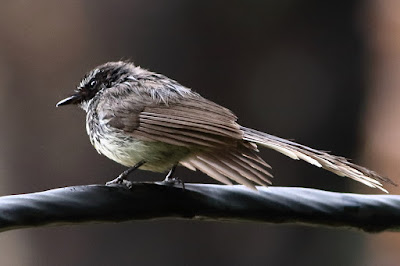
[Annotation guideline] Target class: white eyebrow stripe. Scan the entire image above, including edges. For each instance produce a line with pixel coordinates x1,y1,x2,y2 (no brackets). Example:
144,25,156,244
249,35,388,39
80,68,100,87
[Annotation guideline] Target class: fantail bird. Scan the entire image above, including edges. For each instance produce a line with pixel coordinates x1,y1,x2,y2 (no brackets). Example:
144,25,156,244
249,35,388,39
56,61,396,192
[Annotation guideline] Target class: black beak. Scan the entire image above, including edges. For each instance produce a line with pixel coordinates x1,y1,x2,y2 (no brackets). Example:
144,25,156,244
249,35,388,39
56,93,82,107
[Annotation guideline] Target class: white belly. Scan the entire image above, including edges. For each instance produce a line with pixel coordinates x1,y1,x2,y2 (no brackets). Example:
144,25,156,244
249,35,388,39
91,130,190,172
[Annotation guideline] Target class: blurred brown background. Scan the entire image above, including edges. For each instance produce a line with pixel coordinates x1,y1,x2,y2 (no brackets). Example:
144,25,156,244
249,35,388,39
1,0,400,265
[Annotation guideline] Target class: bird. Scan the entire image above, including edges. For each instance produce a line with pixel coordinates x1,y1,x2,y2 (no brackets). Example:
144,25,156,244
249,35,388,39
56,61,396,192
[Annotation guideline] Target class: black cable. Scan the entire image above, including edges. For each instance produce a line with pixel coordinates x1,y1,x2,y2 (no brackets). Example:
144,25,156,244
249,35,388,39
0,182,399,233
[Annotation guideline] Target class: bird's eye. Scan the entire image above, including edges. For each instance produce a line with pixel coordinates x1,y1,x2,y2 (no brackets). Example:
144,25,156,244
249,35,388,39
90,80,97,87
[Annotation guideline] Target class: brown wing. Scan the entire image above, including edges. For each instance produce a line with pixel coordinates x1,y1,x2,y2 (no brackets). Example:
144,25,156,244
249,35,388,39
97,86,272,189
137,98,243,147
97,86,243,148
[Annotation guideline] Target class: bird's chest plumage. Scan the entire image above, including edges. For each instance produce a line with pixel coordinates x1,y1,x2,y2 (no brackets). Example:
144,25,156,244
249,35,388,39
85,101,190,173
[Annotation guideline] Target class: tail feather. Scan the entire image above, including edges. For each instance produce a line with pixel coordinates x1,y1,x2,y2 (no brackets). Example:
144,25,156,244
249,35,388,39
182,146,273,190
241,127,396,193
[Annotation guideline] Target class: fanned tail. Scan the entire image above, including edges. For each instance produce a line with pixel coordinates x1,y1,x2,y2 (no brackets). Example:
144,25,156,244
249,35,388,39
181,143,273,191
241,127,396,193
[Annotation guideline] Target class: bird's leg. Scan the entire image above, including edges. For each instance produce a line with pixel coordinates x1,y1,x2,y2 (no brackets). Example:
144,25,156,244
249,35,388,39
164,165,177,182
106,160,146,188
163,165,185,190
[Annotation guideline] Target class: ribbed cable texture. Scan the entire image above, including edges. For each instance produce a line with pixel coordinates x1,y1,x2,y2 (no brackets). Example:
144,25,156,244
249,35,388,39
0,183,399,233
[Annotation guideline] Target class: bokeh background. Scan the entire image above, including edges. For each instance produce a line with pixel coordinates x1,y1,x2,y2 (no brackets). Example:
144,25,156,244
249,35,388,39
1,0,400,265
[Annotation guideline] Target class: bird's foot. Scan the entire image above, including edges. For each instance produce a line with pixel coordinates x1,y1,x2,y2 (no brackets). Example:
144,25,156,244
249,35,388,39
163,176,185,191
106,174,133,189
161,165,185,190
105,161,146,189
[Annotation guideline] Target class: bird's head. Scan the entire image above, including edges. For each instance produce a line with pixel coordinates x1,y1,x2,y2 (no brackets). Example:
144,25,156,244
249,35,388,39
56,61,135,109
